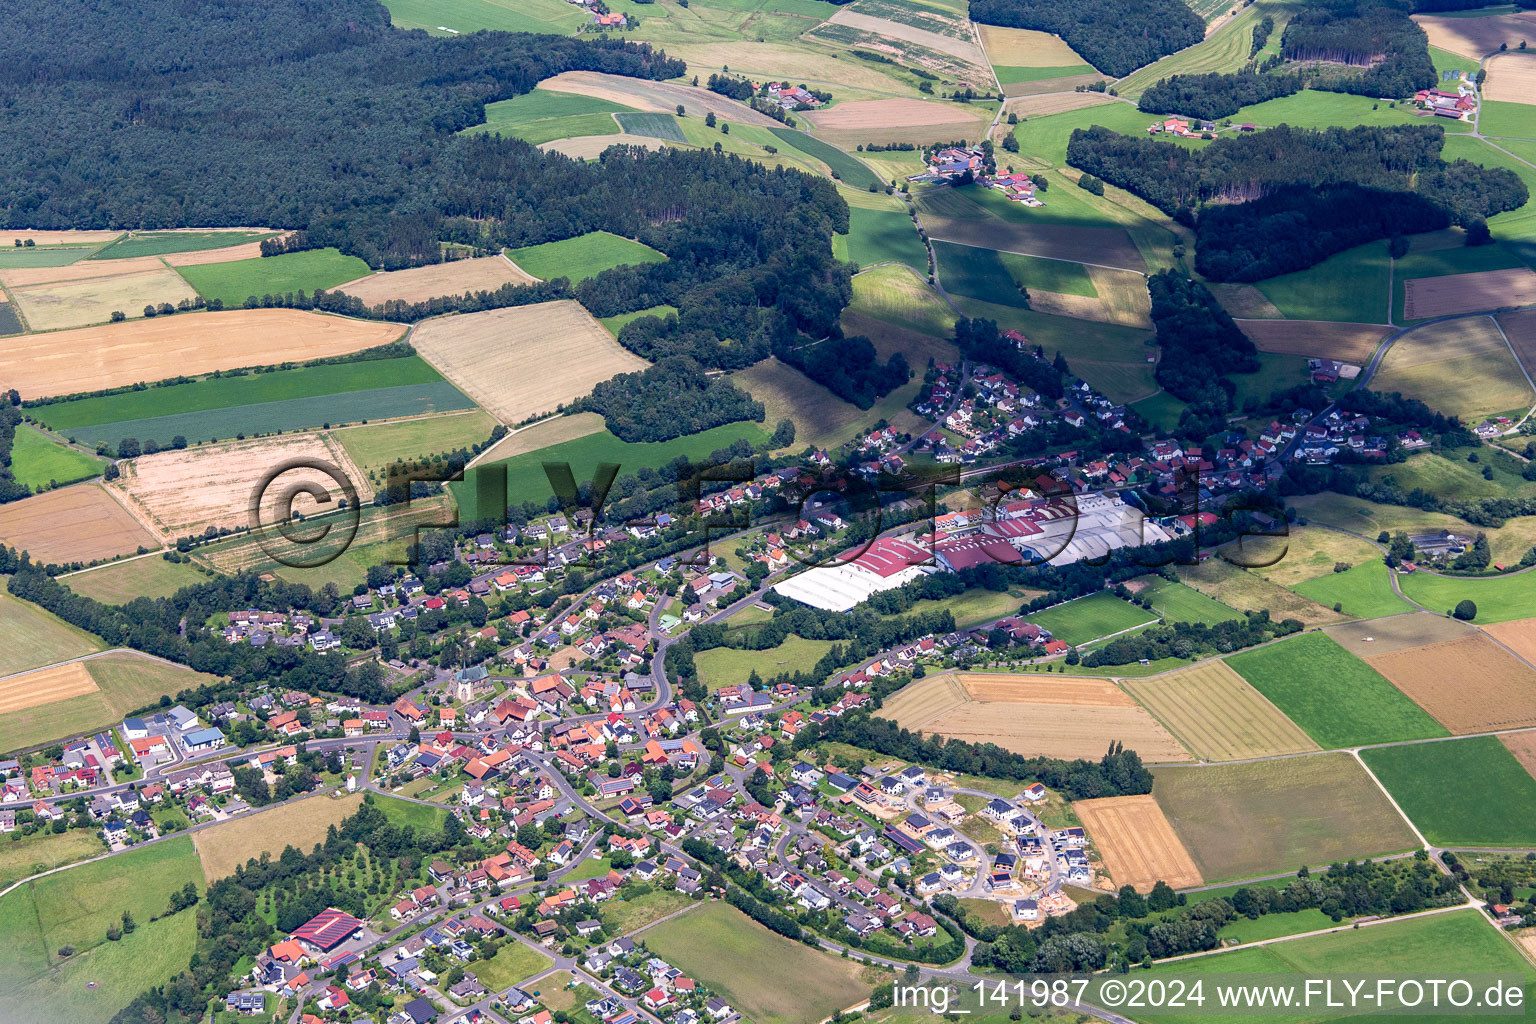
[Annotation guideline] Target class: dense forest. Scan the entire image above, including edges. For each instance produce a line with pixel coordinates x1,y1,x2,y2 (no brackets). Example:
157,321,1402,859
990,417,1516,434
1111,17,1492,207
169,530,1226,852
1148,271,1259,410
969,0,1204,78
0,399,26,504
1282,0,1436,98
1067,124,1525,278
571,356,765,442
774,334,911,408
0,0,856,381
1137,70,1303,120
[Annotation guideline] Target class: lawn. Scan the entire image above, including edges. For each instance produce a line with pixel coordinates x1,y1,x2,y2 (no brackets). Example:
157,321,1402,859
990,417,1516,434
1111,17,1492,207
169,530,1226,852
0,590,105,677
1225,632,1448,749
1026,591,1157,646
1292,561,1414,618
505,231,666,283
175,248,370,308
1399,561,1536,623
452,420,769,521
91,230,273,260
767,128,883,189
1255,238,1393,323
1362,736,1536,847
0,829,105,891
832,207,927,270
643,902,872,1024
8,427,105,489
372,795,448,832
380,0,585,34
599,303,678,337
465,88,635,142
471,940,554,991
902,587,1029,629
1152,753,1421,882
64,557,206,603
562,855,614,883
1215,906,1337,944
331,408,498,478
1140,910,1531,1024
1134,576,1242,625
694,636,837,690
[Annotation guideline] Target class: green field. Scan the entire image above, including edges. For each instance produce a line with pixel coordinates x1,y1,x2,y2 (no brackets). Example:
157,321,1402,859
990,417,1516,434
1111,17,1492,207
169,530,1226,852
614,112,688,142
599,303,679,337
91,230,273,260
1226,89,1474,134
1136,576,1242,624
933,241,1032,308
1440,135,1536,266
1363,737,1536,847
1153,753,1421,881
379,0,586,34
694,636,836,690
1480,98,1536,140
174,247,370,308
1225,632,1448,749
64,556,207,604
1002,250,1098,296
471,940,553,991
1117,2,1290,99
1398,568,1536,623
643,902,872,1024
1141,910,1530,1024
0,829,106,892
332,409,498,477
1009,100,1199,168
833,207,927,270
505,230,666,283
904,587,1028,629
34,357,473,449
597,887,695,934
0,247,94,268
8,427,105,489
452,420,769,521
1292,561,1414,618
372,794,449,831
0,591,106,677
1255,238,1393,323
767,128,884,189
1026,591,1157,646
994,63,1096,84
465,88,635,144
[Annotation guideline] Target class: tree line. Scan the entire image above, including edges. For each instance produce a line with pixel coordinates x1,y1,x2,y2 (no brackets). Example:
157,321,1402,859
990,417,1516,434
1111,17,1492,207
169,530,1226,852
969,0,1204,78
1281,0,1435,99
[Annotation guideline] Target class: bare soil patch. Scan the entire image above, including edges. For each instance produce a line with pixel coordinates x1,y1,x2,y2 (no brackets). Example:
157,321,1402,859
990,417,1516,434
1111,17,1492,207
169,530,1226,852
807,98,985,131
827,10,988,64
541,135,667,160
1003,92,1117,119
1484,52,1536,103
1403,267,1536,319
113,433,373,538
0,662,98,715
1363,633,1536,734
1482,616,1536,666
1240,320,1389,362
1124,661,1318,761
334,256,532,306
1415,11,1536,60
411,301,647,424
1075,794,1203,890
0,309,403,399
979,25,1086,66
0,482,158,564
538,71,781,126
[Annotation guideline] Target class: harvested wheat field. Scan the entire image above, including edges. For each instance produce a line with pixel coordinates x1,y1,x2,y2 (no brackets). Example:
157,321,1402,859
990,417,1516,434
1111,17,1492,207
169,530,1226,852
1484,52,1536,103
1325,610,1475,655
0,482,158,564
880,671,1192,761
194,793,363,881
0,255,167,288
1372,315,1533,423
978,24,1086,66
9,266,200,331
1075,795,1202,891
827,8,988,64
1003,92,1118,119
333,256,532,306
161,240,271,266
1124,661,1318,762
538,71,780,126
1403,267,1536,319
1363,634,1536,734
1239,320,1389,362
412,301,647,424
0,309,403,399
1415,11,1536,60
0,230,121,247
541,135,667,160
1498,308,1536,376
1499,730,1536,782
1483,616,1536,666
114,432,373,538
0,662,98,715
808,98,985,132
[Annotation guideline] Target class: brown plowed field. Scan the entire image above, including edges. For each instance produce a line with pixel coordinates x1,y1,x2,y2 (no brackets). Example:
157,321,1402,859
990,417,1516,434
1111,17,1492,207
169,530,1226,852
1403,268,1536,319
0,482,158,564
1415,11,1536,60
1499,730,1536,782
1124,661,1318,761
333,256,532,306
538,71,781,126
1363,634,1536,733
1239,320,1389,362
0,309,404,399
1325,611,1476,654
807,98,986,131
0,662,98,715
1498,309,1536,376
1483,616,1536,665
1075,794,1203,891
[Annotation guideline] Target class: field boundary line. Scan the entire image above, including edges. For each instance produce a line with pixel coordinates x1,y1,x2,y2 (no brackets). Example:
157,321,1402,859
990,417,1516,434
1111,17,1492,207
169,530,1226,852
1348,747,1430,850
0,647,185,686
1149,903,1478,966
923,233,1148,276
58,547,169,578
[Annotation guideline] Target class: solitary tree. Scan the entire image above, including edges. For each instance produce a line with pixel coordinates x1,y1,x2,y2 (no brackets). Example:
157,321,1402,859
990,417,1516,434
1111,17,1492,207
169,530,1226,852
1453,599,1477,620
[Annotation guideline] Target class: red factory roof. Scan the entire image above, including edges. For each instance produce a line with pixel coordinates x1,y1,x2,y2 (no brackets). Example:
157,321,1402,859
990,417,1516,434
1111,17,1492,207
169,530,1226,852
934,536,1024,571
291,908,363,952
837,535,932,578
